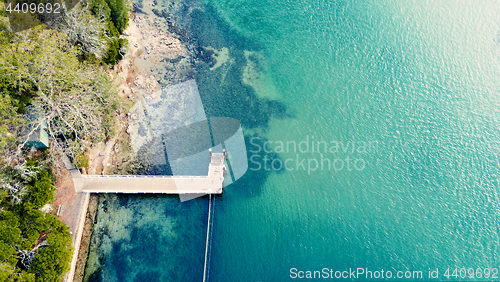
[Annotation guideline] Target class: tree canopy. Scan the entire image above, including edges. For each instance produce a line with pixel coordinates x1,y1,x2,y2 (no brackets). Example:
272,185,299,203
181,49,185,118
0,25,120,161
0,160,73,281
91,0,129,34
0,0,130,279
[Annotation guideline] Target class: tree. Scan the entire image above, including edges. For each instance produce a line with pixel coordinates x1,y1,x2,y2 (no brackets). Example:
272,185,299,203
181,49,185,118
28,216,72,282
0,4,106,281
91,0,129,33
0,212,21,264
107,0,128,33
0,263,14,281
0,241,16,262
104,36,128,65
52,2,107,59
0,160,38,205
0,158,72,280
88,0,129,65
0,26,119,161
0,93,23,161
26,169,55,209
12,205,73,281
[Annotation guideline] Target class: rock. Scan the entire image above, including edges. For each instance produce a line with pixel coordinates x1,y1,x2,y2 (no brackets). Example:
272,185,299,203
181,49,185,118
132,3,143,13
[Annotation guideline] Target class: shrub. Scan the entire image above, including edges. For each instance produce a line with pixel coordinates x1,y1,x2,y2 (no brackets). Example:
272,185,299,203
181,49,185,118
75,153,89,168
26,169,55,208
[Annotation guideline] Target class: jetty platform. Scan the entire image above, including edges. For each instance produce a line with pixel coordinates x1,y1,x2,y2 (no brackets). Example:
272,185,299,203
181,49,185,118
74,153,226,194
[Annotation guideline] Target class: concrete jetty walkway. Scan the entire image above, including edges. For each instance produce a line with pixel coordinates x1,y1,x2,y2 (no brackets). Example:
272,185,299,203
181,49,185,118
73,153,226,194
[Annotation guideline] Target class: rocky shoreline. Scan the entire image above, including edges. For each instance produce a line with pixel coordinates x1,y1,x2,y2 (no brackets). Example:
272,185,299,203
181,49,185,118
71,0,213,279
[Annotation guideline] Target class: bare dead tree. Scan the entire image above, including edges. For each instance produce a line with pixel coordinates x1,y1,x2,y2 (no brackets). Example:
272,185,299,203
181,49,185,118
2,26,118,167
0,161,38,204
29,74,116,159
52,1,106,58
18,241,49,269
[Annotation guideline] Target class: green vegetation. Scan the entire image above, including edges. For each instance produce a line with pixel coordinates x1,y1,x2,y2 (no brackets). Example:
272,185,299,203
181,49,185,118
105,36,128,65
91,0,129,33
0,11,126,156
0,94,22,156
0,159,73,281
0,24,120,159
0,0,130,279
87,0,130,64
75,153,89,169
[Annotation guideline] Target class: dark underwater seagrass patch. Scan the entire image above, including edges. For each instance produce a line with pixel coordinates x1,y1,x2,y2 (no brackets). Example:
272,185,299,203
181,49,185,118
3,0,78,32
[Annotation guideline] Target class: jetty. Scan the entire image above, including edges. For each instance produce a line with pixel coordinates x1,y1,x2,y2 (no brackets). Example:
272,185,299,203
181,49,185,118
64,151,226,282
73,152,226,194
63,80,245,281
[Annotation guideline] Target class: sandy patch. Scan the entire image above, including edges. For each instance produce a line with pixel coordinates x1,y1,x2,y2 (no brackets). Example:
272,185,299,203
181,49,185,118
242,50,281,100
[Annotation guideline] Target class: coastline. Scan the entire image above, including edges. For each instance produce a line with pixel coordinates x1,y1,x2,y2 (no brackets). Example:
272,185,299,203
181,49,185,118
67,0,276,278
72,194,98,282
66,3,200,280
53,1,500,282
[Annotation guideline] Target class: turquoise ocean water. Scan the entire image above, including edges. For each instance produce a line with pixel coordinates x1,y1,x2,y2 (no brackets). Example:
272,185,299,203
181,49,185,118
84,1,500,281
